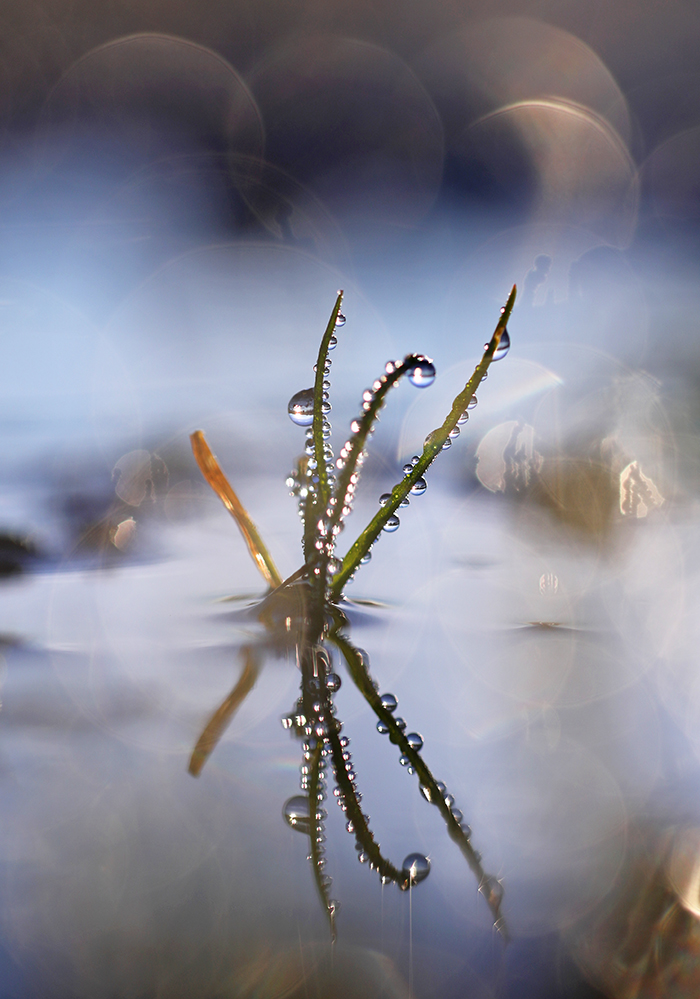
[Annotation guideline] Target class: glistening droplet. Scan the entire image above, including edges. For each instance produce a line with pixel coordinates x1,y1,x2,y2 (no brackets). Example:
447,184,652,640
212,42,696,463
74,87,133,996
406,356,436,388
380,693,398,712
402,853,430,885
335,313,346,327
492,328,510,361
410,477,427,495
406,732,423,751
283,795,311,834
383,515,400,532
288,388,314,426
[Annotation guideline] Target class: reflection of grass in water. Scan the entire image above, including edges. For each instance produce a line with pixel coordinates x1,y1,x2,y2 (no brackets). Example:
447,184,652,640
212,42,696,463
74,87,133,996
188,287,516,941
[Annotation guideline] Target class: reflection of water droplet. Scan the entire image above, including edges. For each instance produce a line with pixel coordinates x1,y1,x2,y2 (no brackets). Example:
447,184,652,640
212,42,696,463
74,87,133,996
406,356,436,388
380,693,398,712
406,732,423,751
402,853,430,885
383,515,400,532
288,388,315,426
283,795,311,834
410,477,427,495
493,328,511,360
335,313,346,327
539,572,559,596
479,875,504,909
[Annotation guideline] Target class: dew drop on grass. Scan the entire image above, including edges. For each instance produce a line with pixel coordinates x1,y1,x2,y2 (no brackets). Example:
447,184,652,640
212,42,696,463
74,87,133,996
406,355,436,388
402,853,430,885
328,335,338,349
383,515,400,532
479,875,504,908
492,328,510,360
467,395,478,410
394,717,407,732
399,754,410,766
379,493,391,506
457,411,469,425
380,693,398,712
325,673,342,691
335,313,346,327
283,795,311,834
406,732,423,751
376,720,390,735
288,388,315,426
419,785,432,802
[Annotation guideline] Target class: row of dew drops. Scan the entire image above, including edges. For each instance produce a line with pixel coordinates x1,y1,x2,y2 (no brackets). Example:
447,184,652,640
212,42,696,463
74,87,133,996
281,301,510,914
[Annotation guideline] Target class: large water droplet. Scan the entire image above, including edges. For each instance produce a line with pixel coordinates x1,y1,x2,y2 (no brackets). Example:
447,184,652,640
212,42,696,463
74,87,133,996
335,313,346,328
402,853,430,885
383,515,400,532
410,477,427,495
283,795,311,834
325,673,342,692
492,328,510,361
288,388,315,426
406,355,436,388
380,693,398,712
406,732,424,751
467,395,478,410
379,493,392,506
376,719,390,735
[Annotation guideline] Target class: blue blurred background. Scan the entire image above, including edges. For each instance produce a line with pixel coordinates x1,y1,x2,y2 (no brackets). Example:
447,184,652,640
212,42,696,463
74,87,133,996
2,1,700,996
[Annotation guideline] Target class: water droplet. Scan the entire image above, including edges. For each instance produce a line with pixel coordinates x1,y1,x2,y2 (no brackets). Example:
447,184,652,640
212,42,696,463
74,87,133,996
376,719,390,735
325,673,341,692
451,809,463,823
328,335,338,350
328,898,340,917
283,795,311,834
399,754,410,766
406,732,423,751
457,411,469,425
281,715,294,730
493,328,510,361
288,388,315,426
383,515,400,532
444,794,455,809
402,463,413,475
479,875,504,909
448,426,460,439
379,493,392,506
399,496,410,508
460,823,472,838
321,401,331,414
358,851,369,864
406,356,436,388
394,717,407,732
411,455,420,465
380,693,397,712
467,395,478,410
410,477,427,495
419,785,432,802
402,853,430,885
360,550,372,564
335,313,346,327
435,781,446,795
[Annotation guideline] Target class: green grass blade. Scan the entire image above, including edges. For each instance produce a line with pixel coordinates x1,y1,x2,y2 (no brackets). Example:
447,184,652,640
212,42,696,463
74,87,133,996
310,291,344,519
331,285,516,598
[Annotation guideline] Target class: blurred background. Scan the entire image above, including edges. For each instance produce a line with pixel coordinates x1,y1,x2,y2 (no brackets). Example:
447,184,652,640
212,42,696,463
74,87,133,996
2,0,700,995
